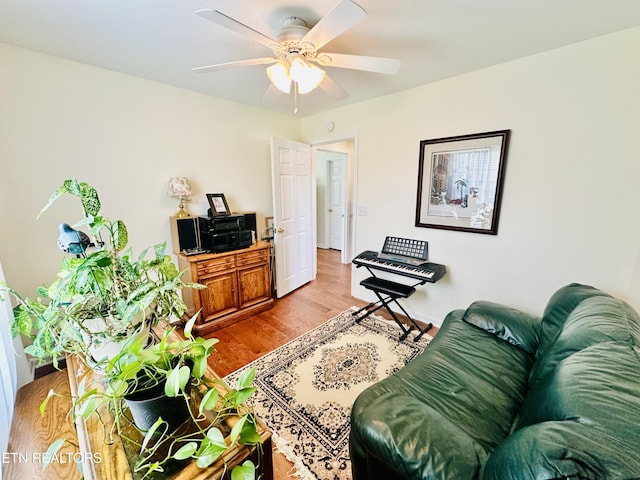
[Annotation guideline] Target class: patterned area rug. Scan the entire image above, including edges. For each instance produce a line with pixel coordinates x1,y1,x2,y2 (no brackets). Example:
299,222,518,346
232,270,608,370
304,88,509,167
224,307,432,480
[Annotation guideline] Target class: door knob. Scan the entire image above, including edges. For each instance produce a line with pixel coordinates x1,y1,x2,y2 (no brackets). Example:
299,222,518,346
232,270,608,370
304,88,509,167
328,209,333,212
276,227,284,233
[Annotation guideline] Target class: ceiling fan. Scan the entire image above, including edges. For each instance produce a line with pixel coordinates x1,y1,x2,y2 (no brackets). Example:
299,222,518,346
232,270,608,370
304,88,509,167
193,0,401,110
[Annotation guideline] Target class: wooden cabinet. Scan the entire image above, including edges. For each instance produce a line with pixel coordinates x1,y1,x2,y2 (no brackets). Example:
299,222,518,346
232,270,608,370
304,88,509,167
178,242,274,333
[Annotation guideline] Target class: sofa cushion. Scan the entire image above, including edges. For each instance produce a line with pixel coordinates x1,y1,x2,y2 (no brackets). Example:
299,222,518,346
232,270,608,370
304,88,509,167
482,421,630,480
527,293,640,393
536,283,617,356
462,300,540,354
516,342,640,432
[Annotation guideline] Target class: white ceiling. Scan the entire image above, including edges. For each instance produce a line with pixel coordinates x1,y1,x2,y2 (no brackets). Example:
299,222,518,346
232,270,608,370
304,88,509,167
2,0,640,117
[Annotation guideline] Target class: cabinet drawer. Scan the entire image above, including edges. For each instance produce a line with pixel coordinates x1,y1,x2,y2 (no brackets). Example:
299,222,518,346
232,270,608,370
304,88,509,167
197,256,236,275
237,249,268,267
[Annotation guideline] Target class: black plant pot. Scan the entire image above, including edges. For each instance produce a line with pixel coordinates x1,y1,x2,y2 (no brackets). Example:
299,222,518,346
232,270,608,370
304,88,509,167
124,382,190,433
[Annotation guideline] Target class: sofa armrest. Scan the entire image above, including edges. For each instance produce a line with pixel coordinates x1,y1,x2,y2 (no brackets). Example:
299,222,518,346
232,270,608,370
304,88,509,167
463,301,540,354
351,391,488,480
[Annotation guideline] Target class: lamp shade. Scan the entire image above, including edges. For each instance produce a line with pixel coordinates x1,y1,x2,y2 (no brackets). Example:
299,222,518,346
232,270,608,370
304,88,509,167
266,61,292,94
167,177,192,197
289,57,325,94
267,56,325,95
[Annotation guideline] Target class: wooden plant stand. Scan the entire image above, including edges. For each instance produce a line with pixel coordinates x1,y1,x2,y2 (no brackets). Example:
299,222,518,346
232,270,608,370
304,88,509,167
66,353,273,480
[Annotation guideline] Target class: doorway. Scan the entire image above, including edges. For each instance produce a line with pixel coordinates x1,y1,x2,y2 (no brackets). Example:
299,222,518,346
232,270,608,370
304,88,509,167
312,138,356,265
316,150,347,251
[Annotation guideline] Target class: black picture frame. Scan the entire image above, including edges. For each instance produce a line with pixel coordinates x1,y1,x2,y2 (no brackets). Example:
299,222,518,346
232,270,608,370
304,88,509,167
206,193,231,216
415,130,510,235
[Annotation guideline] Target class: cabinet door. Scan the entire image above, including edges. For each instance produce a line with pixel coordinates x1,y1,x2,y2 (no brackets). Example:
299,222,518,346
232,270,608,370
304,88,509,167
238,263,271,309
199,271,239,322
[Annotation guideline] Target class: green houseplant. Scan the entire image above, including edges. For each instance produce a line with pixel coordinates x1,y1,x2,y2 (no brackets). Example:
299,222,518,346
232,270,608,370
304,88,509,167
1,179,203,366
1,179,262,478
44,313,261,479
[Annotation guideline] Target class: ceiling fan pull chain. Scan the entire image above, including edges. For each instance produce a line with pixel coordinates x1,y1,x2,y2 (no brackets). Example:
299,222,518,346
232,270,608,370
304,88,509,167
294,82,299,114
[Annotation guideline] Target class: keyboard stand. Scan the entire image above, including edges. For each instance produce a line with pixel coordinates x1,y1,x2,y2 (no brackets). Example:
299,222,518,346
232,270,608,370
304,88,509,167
352,276,432,342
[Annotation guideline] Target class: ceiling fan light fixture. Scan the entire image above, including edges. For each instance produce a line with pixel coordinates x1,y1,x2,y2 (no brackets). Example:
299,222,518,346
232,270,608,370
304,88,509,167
266,61,292,93
289,57,325,94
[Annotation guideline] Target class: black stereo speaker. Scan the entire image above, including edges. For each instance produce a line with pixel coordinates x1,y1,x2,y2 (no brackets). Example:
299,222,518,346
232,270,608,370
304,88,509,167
170,216,200,254
242,212,257,234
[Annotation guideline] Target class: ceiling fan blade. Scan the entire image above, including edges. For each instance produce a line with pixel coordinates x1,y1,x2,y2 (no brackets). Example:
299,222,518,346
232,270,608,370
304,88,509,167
319,74,349,101
317,53,401,74
196,9,278,50
302,0,366,51
192,57,277,74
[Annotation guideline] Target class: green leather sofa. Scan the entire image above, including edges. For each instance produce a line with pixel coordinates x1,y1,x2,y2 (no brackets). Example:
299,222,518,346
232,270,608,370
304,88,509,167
350,283,640,479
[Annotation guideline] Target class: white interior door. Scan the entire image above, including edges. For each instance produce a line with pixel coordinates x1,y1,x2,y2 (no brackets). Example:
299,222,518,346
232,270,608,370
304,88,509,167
328,157,346,250
270,137,316,298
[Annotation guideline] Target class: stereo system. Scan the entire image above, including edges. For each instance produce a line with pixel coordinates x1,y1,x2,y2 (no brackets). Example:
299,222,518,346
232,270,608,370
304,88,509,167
198,213,254,253
170,212,257,255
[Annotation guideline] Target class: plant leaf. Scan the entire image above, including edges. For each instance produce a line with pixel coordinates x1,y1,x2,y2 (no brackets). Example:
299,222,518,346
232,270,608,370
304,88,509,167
192,355,207,379
183,310,201,338
37,187,65,218
229,416,246,445
231,460,256,480
79,182,101,216
194,428,228,468
239,416,262,445
141,417,166,452
39,389,56,416
206,426,226,446
230,387,257,407
106,379,128,397
165,365,190,397
112,220,128,251
76,389,100,419
199,388,219,415
236,367,256,391
195,437,227,469
42,439,66,471
173,442,198,460
153,242,167,258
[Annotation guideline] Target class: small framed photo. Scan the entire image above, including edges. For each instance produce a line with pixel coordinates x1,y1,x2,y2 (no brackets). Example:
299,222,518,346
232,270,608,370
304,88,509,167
206,193,231,216
415,130,510,235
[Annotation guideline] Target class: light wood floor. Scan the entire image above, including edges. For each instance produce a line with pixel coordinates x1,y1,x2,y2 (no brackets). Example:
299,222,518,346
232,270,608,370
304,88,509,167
206,248,367,378
206,247,438,479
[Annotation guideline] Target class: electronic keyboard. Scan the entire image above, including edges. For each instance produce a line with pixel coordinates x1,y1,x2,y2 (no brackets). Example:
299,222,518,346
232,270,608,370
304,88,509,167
352,250,446,283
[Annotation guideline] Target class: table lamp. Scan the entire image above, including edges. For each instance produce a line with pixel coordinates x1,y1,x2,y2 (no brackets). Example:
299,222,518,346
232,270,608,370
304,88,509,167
167,177,192,218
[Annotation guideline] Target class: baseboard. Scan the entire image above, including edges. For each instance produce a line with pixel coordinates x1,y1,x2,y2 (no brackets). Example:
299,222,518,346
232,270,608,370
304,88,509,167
33,357,67,379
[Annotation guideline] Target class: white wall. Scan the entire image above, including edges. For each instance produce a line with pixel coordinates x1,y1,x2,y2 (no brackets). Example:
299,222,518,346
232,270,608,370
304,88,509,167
302,26,640,325
0,43,299,305
2,25,640,334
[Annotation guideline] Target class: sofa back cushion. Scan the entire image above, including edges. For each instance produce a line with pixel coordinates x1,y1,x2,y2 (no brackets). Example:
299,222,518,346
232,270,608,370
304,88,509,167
535,283,633,356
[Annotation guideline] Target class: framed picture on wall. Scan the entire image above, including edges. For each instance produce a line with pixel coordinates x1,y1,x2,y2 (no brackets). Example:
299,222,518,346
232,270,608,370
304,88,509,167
206,193,231,216
415,130,510,235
